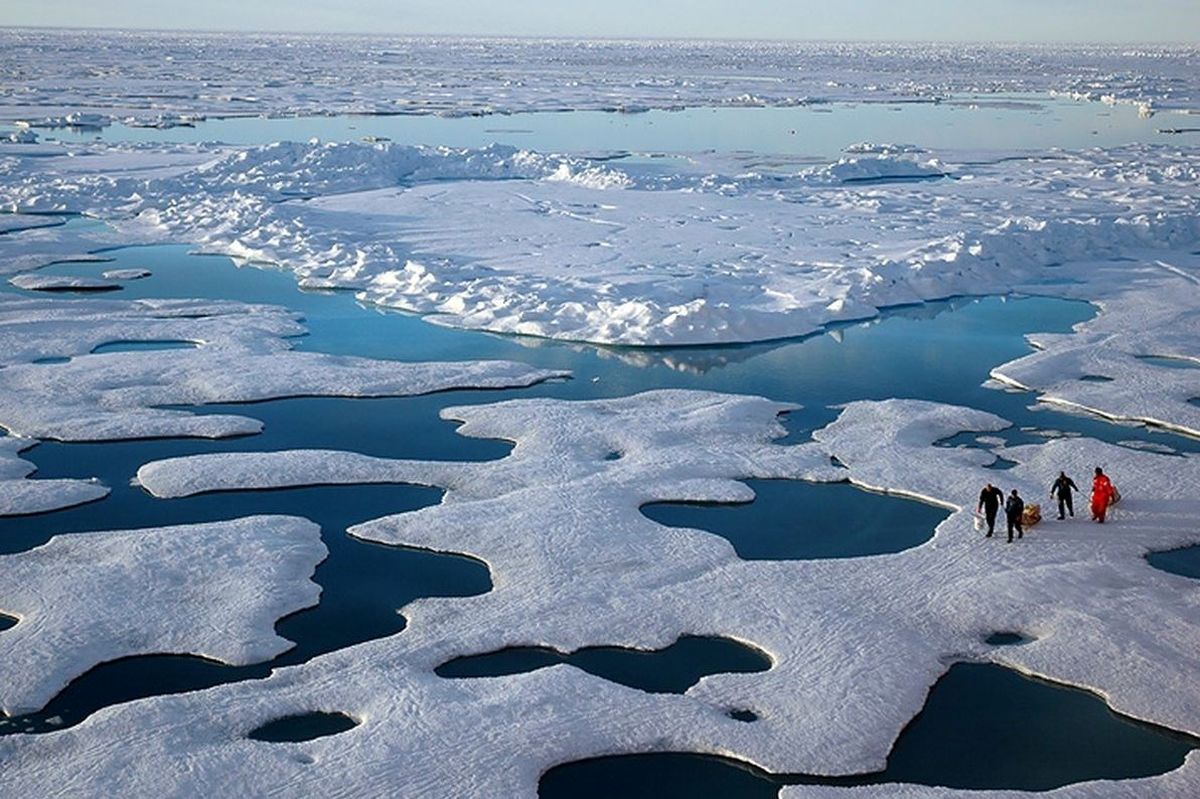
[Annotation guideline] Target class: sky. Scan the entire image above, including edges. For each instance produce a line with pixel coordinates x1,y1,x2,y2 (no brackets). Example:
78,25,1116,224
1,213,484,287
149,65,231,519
2,0,1198,43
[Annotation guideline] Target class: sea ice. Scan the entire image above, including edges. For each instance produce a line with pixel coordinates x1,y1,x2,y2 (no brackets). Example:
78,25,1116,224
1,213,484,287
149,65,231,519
0,32,1196,120
9,273,121,292
1,139,1196,438
0,435,108,517
22,390,1192,796
99,268,150,280
0,294,565,441
0,515,324,715
992,264,1200,437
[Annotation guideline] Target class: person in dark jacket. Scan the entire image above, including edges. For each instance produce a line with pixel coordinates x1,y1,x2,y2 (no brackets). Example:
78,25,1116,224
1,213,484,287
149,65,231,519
1050,471,1079,520
1005,489,1025,543
977,483,1004,537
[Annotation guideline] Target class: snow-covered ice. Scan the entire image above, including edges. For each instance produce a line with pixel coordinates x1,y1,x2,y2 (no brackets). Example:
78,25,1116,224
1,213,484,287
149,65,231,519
0,435,107,517
2,135,1196,433
0,294,565,441
3,390,1185,796
992,262,1200,437
99,268,150,280
1,32,1197,121
0,515,324,716
9,273,121,292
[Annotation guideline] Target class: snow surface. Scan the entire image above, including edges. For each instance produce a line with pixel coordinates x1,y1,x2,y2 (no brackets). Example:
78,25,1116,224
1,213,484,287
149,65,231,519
100,268,150,280
8,391,1194,796
9,273,120,292
0,435,108,517
1,32,1197,121
0,294,565,441
991,258,1200,437
0,515,324,716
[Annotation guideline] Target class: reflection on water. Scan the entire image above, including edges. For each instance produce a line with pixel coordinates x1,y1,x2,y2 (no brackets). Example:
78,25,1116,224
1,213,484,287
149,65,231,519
15,96,1175,161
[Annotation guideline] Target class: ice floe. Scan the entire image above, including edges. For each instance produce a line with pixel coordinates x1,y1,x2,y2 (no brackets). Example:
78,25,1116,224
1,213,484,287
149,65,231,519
99,268,150,280
0,294,565,441
0,515,324,715
993,261,1200,437
6,390,1192,795
9,273,121,292
0,435,107,517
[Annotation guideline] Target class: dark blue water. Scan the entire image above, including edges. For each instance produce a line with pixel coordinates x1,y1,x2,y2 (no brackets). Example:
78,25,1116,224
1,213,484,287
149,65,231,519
90,340,199,354
0,482,490,734
435,636,770,695
247,711,358,743
4,242,1197,786
641,480,949,560
1147,547,1200,580
538,663,1198,797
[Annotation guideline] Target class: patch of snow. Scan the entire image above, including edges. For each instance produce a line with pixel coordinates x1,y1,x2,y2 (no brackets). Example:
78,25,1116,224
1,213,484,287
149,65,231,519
1,129,38,144
100,268,151,280
9,273,121,292
0,435,108,517
0,295,566,441
0,515,324,715
994,260,1200,437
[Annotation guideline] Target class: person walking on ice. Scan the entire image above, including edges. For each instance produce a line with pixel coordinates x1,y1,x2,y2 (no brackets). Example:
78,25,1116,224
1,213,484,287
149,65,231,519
1051,471,1079,520
1005,489,1025,543
1091,467,1116,523
977,482,1004,537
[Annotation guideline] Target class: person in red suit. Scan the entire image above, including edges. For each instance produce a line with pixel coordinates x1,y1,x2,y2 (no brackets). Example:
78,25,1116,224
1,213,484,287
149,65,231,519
1091,467,1115,523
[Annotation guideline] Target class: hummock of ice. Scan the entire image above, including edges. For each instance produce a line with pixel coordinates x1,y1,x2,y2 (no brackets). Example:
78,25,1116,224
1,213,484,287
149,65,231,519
2,136,1197,432
0,515,324,716
9,273,120,292
99,268,150,280
8,390,1196,796
1,32,1197,120
0,294,565,441
0,435,107,517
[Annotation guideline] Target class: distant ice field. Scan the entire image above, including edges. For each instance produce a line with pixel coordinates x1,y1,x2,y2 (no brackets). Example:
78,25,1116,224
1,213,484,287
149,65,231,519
1,30,1198,123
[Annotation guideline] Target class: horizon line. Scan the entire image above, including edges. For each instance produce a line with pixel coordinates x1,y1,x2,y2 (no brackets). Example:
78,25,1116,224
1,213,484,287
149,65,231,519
1,24,1195,48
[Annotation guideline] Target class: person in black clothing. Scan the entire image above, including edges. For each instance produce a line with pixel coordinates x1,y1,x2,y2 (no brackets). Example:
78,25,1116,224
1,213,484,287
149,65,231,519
977,483,1004,537
1050,471,1079,520
1005,489,1025,542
